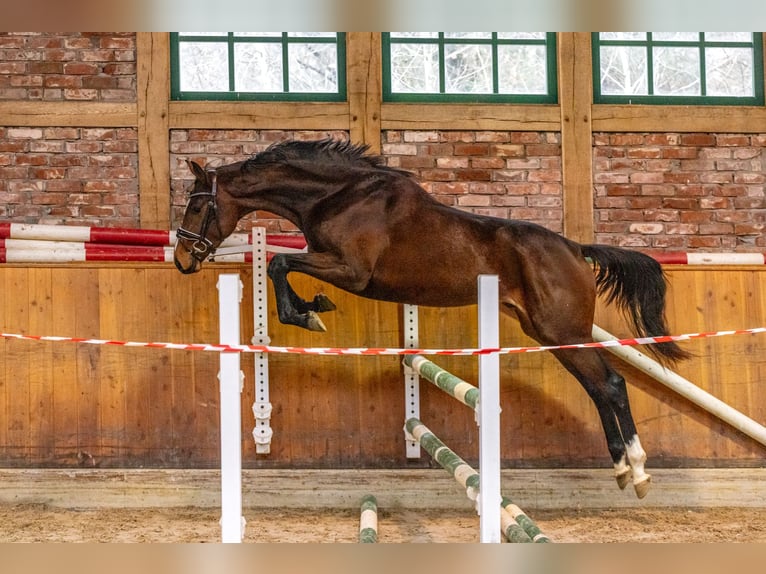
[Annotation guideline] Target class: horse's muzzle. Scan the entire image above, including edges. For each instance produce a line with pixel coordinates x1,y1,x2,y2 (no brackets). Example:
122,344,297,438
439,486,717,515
173,244,202,274
174,257,199,274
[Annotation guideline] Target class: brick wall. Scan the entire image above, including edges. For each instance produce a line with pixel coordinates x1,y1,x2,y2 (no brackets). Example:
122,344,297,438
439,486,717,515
0,32,136,101
169,129,564,234
383,130,563,232
594,133,766,251
0,127,139,226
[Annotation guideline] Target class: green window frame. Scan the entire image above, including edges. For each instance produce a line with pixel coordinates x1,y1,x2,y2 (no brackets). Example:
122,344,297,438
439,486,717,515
382,32,558,103
593,32,764,105
170,32,346,102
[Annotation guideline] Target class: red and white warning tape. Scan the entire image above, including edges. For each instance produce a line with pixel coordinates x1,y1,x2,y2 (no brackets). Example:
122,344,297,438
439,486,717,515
1,327,764,356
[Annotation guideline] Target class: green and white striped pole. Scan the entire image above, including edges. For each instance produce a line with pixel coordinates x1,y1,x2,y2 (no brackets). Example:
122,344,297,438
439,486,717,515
502,496,551,543
405,418,481,502
402,355,480,411
359,494,379,543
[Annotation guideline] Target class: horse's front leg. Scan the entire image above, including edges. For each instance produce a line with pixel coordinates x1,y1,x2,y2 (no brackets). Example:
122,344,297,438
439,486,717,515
267,254,336,332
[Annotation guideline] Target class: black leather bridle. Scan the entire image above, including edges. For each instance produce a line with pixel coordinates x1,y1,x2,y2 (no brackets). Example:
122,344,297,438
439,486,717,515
176,171,220,262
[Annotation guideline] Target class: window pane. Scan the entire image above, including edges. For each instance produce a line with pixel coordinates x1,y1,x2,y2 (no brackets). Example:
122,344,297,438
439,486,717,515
706,47,754,96
497,32,545,40
445,44,492,93
443,32,492,39
179,42,229,91
498,45,547,93
654,47,700,95
288,43,338,92
705,32,752,42
287,32,336,38
234,43,282,92
234,32,282,37
600,46,648,95
390,43,439,92
652,32,699,42
600,32,646,41
390,32,438,39
180,32,226,37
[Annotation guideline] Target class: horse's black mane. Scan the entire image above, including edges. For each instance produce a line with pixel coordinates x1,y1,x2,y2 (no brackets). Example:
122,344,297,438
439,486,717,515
243,138,409,175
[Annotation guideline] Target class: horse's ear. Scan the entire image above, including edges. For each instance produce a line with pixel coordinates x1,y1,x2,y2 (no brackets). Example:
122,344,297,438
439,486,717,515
186,159,207,182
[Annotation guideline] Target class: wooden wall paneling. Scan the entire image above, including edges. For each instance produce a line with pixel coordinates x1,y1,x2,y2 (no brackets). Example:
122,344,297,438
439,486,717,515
189,267,228,466
27,268,54,464
141,268,175,464
558,32,595,243
2,268,31,464
165,265,203,465
346,32,382,152
51,269,89,465
96,268,129,464
71,269,101,468
137,32,171,230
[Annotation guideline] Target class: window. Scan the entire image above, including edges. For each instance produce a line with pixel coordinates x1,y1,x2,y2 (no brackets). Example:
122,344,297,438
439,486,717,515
170,32,346,101
593,32,764,105
382,32,557,103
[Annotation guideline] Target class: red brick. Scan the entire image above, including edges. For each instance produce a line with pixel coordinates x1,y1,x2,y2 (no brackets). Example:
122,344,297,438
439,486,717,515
663,198,698,210
526,144,561,156
453,143,489,156
716,135,749,146
660,147,698,159
680,134,716,146
645,134,680,146
510,132,543,144
680,211,713,223
663,172,700,184
688,236,722,248
626,148,662,159
455,169,492,181
610,134,645,146
699,223,734,234
605,184,641,196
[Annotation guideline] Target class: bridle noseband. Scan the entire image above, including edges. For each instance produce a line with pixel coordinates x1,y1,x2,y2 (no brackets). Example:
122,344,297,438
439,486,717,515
176,170,220,262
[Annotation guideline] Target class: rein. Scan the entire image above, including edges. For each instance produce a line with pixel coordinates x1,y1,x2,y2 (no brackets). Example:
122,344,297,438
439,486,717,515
176,170,219,261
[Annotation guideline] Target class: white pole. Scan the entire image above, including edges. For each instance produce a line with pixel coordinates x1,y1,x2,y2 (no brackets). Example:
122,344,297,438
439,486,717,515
592,324,766,448
251,228,273,454
478,275,502,543
217,274,245,543
403,304,421,459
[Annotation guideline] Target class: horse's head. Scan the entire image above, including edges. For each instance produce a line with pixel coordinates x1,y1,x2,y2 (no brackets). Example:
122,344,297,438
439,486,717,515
174,160,232,274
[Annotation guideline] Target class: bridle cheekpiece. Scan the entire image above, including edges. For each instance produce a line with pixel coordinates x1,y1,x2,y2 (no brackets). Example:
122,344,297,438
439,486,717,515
176,170,219,262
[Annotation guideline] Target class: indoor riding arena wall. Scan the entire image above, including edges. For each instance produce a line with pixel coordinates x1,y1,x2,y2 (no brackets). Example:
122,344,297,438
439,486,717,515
0,265,764,469
1,32,765,474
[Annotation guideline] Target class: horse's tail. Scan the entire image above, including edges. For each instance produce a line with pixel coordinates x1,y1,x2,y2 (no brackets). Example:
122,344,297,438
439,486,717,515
580,244,691,365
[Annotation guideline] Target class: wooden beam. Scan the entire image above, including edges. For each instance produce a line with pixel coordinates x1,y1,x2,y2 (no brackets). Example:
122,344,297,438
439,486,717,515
559,32,595,243
168,101,349,130
593,105,766,133
136,32,171,230
381,103,561,131
0,101,136,127
1,468,765,510
346,33,382,152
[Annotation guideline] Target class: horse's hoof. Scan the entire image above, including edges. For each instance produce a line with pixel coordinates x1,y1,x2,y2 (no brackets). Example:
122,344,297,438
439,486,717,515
313,293,337,313
633,475,651,499
615,468,632,490
306,311,327,332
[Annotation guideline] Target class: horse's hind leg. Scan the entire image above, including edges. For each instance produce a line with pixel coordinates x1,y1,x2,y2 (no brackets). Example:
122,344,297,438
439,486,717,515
552,348,651,498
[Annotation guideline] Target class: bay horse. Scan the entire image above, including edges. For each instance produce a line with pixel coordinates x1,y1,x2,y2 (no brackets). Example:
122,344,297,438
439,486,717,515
174,138,689,499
